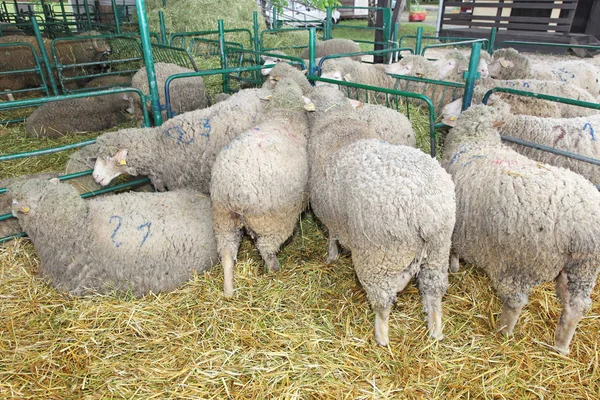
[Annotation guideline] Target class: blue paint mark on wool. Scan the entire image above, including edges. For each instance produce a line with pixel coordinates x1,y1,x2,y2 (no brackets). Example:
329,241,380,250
584,122,595,141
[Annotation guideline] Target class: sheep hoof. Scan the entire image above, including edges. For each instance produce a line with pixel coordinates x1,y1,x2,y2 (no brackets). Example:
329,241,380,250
553,345,570,357
449,254,460,272
374,336,389,347
265,255,280,273
430,332,445,341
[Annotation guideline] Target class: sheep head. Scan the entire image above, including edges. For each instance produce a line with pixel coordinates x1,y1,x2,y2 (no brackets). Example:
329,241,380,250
10,178,69,218
92,149,131,186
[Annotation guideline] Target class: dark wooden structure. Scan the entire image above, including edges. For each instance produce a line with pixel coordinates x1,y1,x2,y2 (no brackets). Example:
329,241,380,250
439,0,600,54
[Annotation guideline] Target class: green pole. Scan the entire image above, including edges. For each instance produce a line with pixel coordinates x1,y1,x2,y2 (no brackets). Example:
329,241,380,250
111,0,121,34
461,42,481,111
488,27,497,53
158,11,167,44
308,27,316,76
253,11,260,82
30,13,59,95
83,0,92,31
415,26,423,55
382,7,391,63
59,0,67,25
325,7,332,40
135,0,163,125
217,19,229,93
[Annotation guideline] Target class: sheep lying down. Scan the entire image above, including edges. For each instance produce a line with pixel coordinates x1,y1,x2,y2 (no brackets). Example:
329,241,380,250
9,178,218,297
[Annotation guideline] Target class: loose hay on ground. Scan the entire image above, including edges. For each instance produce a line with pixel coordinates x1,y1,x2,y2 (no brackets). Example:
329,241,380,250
1,212,599,398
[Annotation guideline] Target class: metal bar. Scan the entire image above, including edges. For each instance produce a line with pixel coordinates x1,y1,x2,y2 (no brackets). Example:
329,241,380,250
83,0,92,31
415,26,423,55
421,38,488,56
158,11,166,44
309,27,316,76
461,42,481,111
217,19,228,93
29,13,59,96
500,135,600,167
488,27,497,53
482,88,600,111
111,0,120,34
135,0,162,125
0,140,96,162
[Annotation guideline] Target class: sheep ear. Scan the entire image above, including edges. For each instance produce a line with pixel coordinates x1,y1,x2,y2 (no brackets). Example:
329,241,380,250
302,69,308,75
113,149,128,166
87,157,98,164
123,94,135,114
442,116,458,127
49,178,60,185
343,73,352,82
348,98,363,109
499,58,514,68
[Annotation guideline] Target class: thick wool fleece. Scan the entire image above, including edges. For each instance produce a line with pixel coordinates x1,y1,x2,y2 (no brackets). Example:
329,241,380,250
94,86,274,193
9,179,218,296
308,85,456,345
132,62,208,119
25,94,135,138
442,104,600,354
301,38,361,61
210,79,310,293
497,112,600,186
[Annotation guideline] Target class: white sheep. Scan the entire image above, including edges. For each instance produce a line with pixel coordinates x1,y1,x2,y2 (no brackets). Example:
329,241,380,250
308,85,456,346
488,48,600,99
9,178,218,296
211,79,313,297
442,104,600,356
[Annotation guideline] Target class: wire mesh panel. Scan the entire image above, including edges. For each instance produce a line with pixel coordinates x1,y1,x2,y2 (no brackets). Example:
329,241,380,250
151,43,198,71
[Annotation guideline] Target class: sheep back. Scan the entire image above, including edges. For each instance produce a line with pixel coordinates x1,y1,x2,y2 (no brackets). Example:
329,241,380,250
301,38,361,61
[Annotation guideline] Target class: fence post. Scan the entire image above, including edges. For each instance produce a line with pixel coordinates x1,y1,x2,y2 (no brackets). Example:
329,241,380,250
59,0,68,25
382,7,391,63
218,19,229,93
488,27,497,53
158,11,167,44
325,7,333,40
461,42,482,111
415,26,423,55
135,0,162,126
253,11,261,82
82,0,92,31
30,13,59,96
110,0,121,34
309,27,317,76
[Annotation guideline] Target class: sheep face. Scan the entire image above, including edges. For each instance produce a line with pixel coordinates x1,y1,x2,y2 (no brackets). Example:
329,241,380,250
10,178,60,218
478,58,489,78
441,98,462,126
436,58,458,79
487,57,514,79
316,69,346,85
384,61,412,76
260,56,284,76
92,149,130,186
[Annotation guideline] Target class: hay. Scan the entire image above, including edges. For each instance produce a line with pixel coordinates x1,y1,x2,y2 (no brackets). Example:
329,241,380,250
1,212,599,398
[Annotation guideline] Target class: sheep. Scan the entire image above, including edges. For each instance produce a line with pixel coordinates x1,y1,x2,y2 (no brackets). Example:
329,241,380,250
84,74,132,89
0,32,110,92
490,110,600,186
300,38,361,61
347,101,417,147
260,50,289,76
441,78,598,125
213,93,231,103
211,79,313,297
25,92,138,139
488,48,600,99
9,178,218,296
91,86,276,193
131,62,209,121
442,104,600,356
307,85,456,346
262,61,313,93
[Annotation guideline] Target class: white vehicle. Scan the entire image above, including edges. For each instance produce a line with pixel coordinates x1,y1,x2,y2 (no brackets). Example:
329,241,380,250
260,1,341,28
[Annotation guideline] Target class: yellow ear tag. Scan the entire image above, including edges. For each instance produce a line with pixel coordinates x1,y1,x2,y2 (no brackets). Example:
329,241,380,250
501,61,508,67
272,76,280,81
119,160,127,166
416,73,423,78
304,102,316,112
450,116,456,121
21,206,30,214
343,74,352,81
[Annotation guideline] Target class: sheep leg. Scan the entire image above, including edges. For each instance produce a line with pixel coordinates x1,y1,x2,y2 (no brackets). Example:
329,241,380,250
422,294,444,340
497,303,524,336
255,236,281,273
554,265,595,356
326,235,339,263
555,269,569,304
417,263,448,341
449,251,460,273
213,208,243,298
373,305,392,347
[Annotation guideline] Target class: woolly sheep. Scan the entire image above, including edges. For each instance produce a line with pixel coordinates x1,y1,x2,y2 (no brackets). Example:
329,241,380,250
385,50,490,81
131,62,209,121
441,78,598,125
25,93,137,138
488,48,600,99
492,110,600,186
442,104,600,356
0,32,110,92
9,178,218,296
211,79,313,297
262,62,313,93
300,38,361,61
307,85,456,346
348,101,417,147
91,87,276,193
